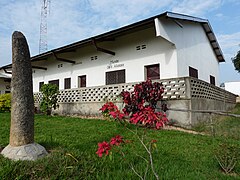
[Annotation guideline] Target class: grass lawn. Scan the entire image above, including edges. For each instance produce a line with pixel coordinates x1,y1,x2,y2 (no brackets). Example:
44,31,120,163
0,112,239,179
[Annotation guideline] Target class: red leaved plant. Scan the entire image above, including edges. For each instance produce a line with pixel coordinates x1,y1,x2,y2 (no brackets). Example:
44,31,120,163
96,135,123,157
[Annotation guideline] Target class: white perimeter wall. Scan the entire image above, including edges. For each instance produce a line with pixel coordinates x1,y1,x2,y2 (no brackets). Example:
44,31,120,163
155,18,220,85
32,27,178,92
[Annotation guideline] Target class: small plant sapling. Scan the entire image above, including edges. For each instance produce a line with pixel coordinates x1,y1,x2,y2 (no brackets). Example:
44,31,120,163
215,143,240,174
40,83,59,115
98,79,168,179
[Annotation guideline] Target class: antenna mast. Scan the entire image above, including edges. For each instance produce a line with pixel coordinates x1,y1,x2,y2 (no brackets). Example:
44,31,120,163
39,0,50,54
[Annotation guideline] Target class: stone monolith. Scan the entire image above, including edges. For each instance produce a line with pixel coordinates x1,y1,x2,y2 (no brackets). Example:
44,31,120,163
1,31,48,161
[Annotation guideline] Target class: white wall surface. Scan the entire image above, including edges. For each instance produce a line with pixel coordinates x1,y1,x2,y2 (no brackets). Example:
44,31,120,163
32,27,178,92
32,18,221,92
155,18,220,85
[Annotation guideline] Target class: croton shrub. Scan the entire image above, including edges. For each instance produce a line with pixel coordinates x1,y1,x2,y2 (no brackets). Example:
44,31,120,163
100,79,168,129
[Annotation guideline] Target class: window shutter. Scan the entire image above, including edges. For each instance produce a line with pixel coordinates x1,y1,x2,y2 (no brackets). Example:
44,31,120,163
189,67,198,78
64,78,71,89
146,64,160,80
106,70,125,85
48,79,59,89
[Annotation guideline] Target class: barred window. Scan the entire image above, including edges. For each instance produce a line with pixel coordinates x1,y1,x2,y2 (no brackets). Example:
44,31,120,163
189,66,198,78
78,75,86,88
106,69,125,85
64,78,71,89
145,64,160,80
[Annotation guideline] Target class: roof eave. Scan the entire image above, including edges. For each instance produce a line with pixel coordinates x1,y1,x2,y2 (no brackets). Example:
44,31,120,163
1,11,225,67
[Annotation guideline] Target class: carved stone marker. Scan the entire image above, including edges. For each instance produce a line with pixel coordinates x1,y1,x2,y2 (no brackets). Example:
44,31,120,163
1,31,48,161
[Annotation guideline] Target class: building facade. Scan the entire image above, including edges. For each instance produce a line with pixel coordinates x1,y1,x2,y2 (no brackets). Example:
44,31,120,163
1,12,236,127
1,12,224,93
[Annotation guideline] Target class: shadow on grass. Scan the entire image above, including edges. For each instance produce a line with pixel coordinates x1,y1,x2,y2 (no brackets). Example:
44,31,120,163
38,140,61,152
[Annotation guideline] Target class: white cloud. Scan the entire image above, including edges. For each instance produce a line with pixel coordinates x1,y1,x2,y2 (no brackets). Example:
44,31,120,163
0,1,40,65
89,0,173,25
171,0,222,16
215,13,223,17
218,32,240,61
0,0,175,66
0,36,11,66
218,32,240,82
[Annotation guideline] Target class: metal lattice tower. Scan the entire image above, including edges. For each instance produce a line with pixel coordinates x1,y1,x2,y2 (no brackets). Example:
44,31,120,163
39,0,50,54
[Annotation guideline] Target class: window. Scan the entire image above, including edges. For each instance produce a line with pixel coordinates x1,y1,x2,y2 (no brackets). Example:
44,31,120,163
78,75,86,88
189,66,198,78
48,79,59,89
210,75,215,85
64,78,71,89
39,81,44,91
106,69,125,85
145,64,160,80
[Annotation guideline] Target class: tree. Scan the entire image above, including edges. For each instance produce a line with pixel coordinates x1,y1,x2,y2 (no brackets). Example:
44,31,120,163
40,84,59,115
232,50,240,73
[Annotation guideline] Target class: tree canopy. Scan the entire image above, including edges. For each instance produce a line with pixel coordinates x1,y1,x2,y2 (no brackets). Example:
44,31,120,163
232,50,240,73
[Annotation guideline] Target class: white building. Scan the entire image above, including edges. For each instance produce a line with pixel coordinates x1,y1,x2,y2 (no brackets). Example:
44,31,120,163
1,12,224,93
0,71,11,94
223,82,240,95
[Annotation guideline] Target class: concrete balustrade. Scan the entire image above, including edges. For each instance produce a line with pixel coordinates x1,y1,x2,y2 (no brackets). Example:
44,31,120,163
34,77,237,128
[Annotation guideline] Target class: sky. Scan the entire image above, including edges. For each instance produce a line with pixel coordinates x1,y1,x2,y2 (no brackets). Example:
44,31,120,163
0,0,239,83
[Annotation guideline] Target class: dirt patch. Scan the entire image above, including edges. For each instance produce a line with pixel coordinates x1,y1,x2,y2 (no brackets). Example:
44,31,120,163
163,125,206,135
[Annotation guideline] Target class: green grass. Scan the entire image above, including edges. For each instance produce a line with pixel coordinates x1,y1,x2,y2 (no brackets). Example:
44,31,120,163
0,113,239,179
193,103,240,140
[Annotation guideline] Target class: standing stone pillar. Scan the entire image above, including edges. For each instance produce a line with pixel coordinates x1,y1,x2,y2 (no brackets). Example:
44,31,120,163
1,31,48,161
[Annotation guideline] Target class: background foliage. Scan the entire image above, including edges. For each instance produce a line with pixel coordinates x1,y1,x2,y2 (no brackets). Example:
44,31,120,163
232,50,240,73
40,84,59,115
0,93,11,112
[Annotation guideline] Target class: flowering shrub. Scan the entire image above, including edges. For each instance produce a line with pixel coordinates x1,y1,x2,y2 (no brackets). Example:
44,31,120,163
110,135,123,146
130,106,168,129
109,110,125,120
98,79,168,179
100,102,118,118
121,79,165,115
100,79,168,129
96,133,160,179
96,135,123,157
100,102,125,120
96,141,112,158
